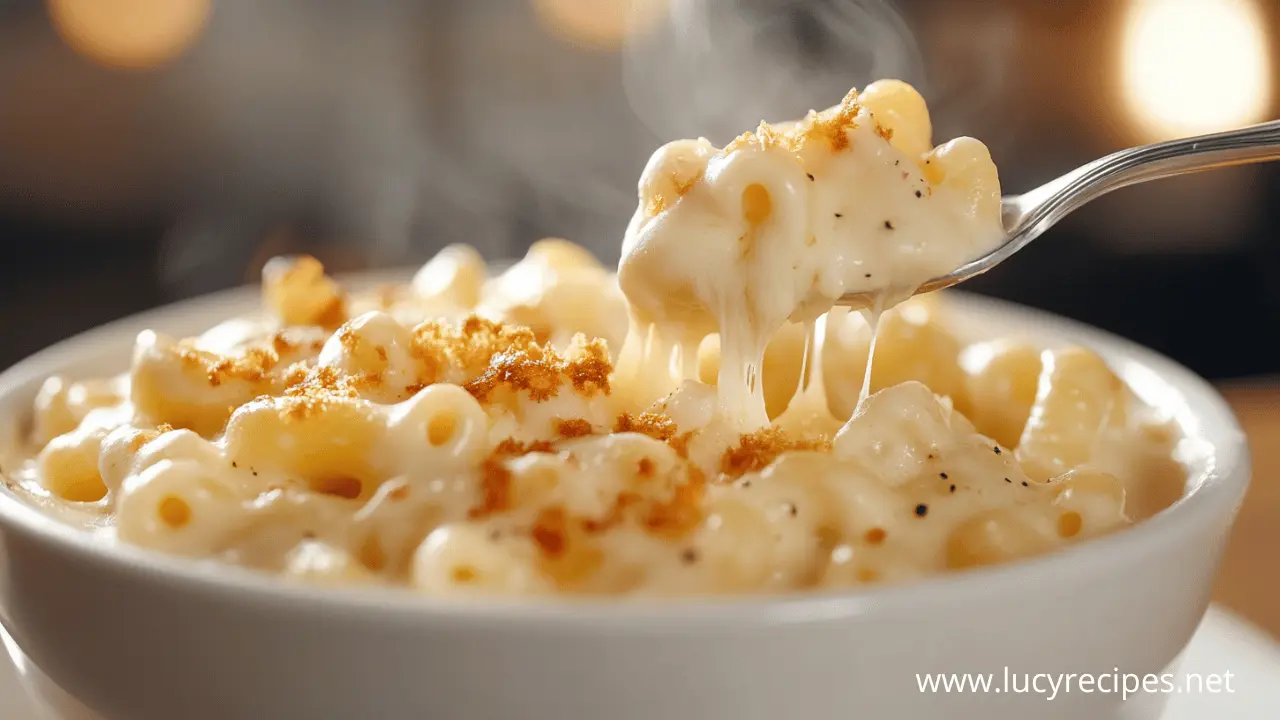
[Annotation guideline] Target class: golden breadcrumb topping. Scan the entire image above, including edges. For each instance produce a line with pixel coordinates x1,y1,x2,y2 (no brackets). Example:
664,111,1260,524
269,329,328,357
613,411,692,458
613,411,677,441
560,337,613,394
532,505,569,557
470,438,560,519
463,333,611,404
276,366,361,421
642,466,705,538
534,504,605,589
125,424,171,452
720,427,832,479
723,88,868,155
801,87,866,152
412,316,539,384
554,418,595,438
177,344,281,388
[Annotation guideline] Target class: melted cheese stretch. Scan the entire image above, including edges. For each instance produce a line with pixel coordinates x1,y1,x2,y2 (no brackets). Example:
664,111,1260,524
617,80,1003,429
8,83,1184,598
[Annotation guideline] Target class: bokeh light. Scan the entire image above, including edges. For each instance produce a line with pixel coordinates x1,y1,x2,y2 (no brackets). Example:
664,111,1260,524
47,0,211,69
1121,0,1271,141
532,0,669,51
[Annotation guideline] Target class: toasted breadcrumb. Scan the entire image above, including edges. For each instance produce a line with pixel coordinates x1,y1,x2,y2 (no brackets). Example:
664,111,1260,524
613,411,692,458
464,332,611,404
614,411,677,441
469,438,559,519
277,366,360,421
338,325,360,353
555,418,594,438
807,88,863,151
532,506,568,558
177,344,281,388
351,371,385,393
271,332,298,356
720,427,832,478
412,316,538,383
725,88,866,155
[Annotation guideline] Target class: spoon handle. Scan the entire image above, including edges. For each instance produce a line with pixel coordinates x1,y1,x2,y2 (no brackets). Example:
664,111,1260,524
1006,120,1280,243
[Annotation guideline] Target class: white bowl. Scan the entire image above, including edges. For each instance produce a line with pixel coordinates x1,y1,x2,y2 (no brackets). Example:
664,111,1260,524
0,280,1251,720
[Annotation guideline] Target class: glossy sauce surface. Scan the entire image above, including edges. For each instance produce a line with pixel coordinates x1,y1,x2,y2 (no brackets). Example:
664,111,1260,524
4,82,1183,598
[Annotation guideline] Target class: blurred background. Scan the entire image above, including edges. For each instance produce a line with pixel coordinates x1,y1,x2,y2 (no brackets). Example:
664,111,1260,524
0,0,1277,379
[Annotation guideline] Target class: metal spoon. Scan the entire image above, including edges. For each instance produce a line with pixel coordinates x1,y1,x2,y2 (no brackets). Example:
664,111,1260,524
837,119,1280,307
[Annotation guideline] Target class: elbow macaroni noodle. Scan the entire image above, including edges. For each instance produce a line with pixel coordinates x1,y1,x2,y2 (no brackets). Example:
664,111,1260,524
5,83,1183,597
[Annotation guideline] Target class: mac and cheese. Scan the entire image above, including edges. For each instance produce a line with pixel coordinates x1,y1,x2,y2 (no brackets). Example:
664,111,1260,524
4,83,1183,597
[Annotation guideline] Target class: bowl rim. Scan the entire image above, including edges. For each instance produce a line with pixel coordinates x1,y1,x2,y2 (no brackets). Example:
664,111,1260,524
0,275,1252,630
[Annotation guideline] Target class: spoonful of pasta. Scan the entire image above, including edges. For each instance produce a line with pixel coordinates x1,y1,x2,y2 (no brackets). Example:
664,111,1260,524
836,118,1280,308
618,81,1279,426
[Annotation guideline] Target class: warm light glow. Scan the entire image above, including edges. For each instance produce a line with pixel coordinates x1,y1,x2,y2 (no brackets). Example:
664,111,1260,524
1121,0,1272,140
47,0,211,70
533,0,669,51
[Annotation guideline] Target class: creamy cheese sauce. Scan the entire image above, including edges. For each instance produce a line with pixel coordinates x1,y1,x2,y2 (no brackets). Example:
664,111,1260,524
617,80,1002,429
2,82,1184,597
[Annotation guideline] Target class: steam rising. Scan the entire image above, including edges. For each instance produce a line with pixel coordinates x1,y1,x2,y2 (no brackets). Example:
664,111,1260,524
624,0,925,142
146,0,1012,291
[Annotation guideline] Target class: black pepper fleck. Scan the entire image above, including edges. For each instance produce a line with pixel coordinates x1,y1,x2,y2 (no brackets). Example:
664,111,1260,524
884,220,895,230
834,213,844,218
231,461,238,468
1004,477,1011,483
993,446,1002,455
807,173,815,181
681,548,700,565
301,531,316,540
949,484,957,493
785,502,798,518
741,480,753,488
915,190,923,198
914,503,929,517
927,453,935,460
939,472,948,479
1021,481,1029,487
864,273,872,278
894,160,900,166
251,468,259,476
